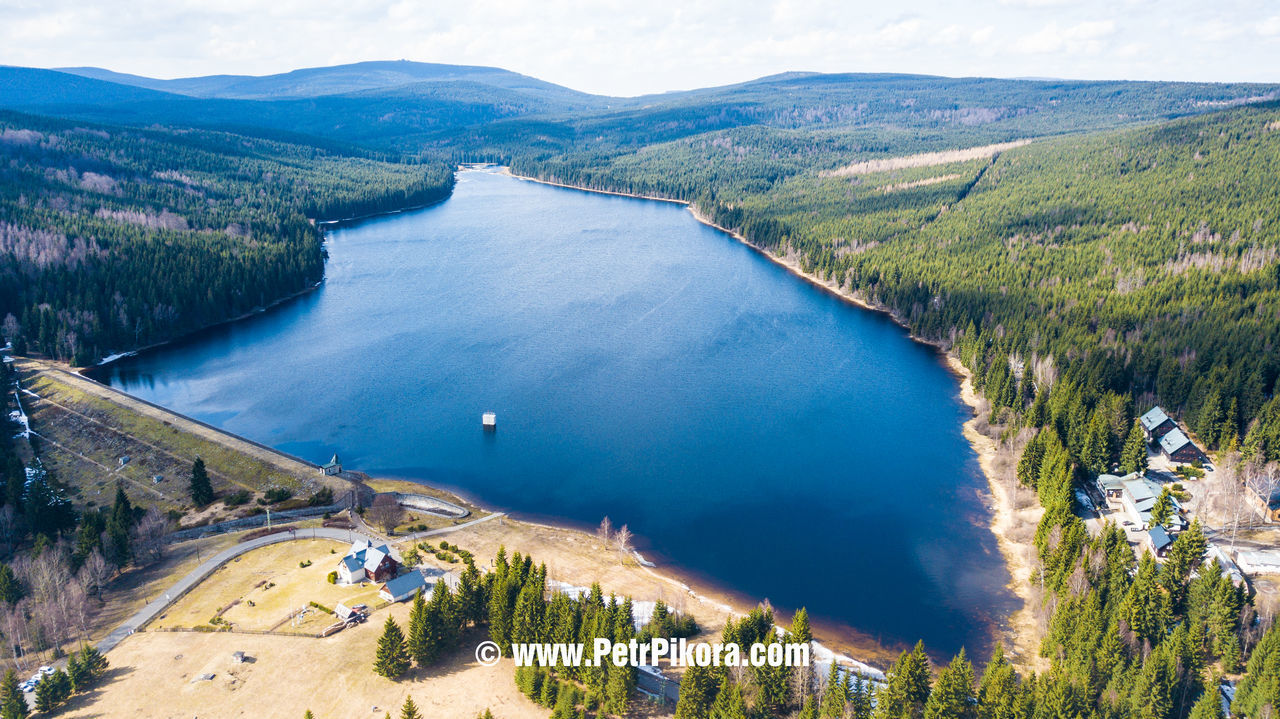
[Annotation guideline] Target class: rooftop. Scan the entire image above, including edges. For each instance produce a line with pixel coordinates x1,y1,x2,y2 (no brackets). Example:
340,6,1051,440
1159,428,1195,454
1140,406,1172,431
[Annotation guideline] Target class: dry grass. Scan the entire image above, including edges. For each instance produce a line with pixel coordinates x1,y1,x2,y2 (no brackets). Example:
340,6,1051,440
151,538,382,632
59,623,550,719
18,359,343,522
821,140,1031,177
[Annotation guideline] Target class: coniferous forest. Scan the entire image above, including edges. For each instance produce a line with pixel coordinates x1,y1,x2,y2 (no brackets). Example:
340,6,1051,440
0,110,453,364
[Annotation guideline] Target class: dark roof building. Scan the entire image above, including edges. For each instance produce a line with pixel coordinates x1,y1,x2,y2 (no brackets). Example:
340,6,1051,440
1159,428,1202,463
1147,525,1173,556
320,453,342,476
1139,406,1178,440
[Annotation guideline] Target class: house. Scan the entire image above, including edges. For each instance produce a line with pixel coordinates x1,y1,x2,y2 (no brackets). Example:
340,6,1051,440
336,540,398,584
1139,406,1178,441
1115,475,1185,532
1159,428,1202,463
1146,525,1173,556
378,567,460,603
320,453,342,476
1247,483,1280,523
1096,472,1135,504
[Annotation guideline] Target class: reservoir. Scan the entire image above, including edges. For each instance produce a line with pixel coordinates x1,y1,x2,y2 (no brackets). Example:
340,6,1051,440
93,168,1015,660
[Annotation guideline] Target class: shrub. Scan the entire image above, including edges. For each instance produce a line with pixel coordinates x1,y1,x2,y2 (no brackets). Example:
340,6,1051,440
308,487,335,506
308,601,333,614
264,487,294,504
327,571,338,584
224,489,252,507
299,560,312,568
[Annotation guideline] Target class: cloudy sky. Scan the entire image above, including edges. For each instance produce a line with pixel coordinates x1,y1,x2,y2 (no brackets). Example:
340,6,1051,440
2,0,1277,96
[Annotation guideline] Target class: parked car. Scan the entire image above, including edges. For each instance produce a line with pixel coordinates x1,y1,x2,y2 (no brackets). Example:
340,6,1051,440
38,666,53,676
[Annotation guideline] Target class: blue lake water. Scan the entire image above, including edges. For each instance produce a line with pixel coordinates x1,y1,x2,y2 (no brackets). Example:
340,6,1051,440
93,169,1015,660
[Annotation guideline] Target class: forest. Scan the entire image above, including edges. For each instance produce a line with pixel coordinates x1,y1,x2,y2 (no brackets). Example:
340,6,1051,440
507,101,1280,717
0,110,454,365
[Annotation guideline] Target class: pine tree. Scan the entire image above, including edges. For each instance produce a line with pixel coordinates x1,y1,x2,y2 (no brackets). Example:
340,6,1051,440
1188,690,1224,719
820,663,846,719
1120,419,1149,474
374,616,411,678
408,589,430,667
80,644,109,678
709,676,747,719
399,696,424,719
976,645,1020,719
798,696,819,719
1150,486,1174,529
873,641,931,719
304,712,316,719
190,456,214,506
0,669,27,719
673,662,717,719
67,652,89,693
923,648,975,719
106,483,134,566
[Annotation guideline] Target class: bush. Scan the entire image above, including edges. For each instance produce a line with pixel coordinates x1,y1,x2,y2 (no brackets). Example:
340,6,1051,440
299,560,312,568
309,601,333,614
264,487,294,504
309,487,336,506
224,489,252,507
327,571,338,584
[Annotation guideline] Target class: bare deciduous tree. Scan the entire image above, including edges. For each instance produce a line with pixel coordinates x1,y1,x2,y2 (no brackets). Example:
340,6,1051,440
79,549,113,598
614,524,633,561
597,516,613,545
132,508,170,566
366,495,405,535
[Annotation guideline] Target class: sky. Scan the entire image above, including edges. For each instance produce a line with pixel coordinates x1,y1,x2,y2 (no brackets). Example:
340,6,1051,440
2,0,1278,96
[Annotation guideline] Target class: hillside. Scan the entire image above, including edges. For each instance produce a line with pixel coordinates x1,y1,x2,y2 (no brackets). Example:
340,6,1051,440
0,110,453,364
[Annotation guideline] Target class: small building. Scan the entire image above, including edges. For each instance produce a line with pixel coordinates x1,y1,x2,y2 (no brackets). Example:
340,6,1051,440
232,651,247,664
1159,428,1202,464
379,570,431,603
1096,473,1135,504
336,540,398,585
118,455,130,467
1139,406,1178,441
378,567,459,603
320,453,343,476
482,412,496,430
1235,550,1280,575
1146,525,1173,556
1247,483,1280,523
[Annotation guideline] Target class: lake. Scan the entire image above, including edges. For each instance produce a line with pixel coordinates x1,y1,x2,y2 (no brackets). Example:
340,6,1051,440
93,168,1015,660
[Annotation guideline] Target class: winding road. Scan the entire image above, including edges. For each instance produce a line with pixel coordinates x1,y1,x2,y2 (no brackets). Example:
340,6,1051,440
96,512,505,654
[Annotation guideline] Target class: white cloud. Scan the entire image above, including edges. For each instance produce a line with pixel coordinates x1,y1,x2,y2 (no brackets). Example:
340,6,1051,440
0,0,1275,94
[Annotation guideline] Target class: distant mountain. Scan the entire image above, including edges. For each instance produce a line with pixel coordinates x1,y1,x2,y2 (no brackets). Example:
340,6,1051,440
56,60,603,103
0,66,189,107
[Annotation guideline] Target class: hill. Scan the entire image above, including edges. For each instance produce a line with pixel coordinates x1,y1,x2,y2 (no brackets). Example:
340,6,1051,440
0,110,453,364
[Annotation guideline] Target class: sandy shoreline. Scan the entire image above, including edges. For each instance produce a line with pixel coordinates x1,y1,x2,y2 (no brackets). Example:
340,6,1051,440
505,166,1043,667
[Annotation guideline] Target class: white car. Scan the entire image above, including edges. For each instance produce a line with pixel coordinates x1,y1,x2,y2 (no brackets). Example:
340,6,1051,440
38,666,54,676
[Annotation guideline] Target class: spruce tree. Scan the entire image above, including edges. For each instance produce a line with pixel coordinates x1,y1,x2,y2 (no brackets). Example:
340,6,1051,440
1120,419,1149,474
923,648,975,719
399,697,424,719
709,677,746,719
190,456,214,506
1150,486,1174,529
374,616,411,678
673,662,717,719
820,663,846,719
0,669,27,719
1188,690,1225,719
408,589,429,667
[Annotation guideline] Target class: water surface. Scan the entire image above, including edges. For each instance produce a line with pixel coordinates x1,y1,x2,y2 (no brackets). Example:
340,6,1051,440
95,169,1014,659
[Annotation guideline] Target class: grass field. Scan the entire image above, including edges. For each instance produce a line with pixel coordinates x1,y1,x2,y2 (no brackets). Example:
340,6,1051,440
17,359,345,524
151,538,384,632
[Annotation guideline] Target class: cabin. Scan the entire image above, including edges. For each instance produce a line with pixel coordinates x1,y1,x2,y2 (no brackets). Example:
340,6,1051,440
1159,428,1202,464
1139,406,1178,441
1146,525,1173,557
482,412,496,431
378,567,459,603
336,540,398,584
320,453,343,476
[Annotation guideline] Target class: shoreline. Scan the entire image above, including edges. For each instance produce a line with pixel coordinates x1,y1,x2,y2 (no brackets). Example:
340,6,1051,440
505,166,1042,667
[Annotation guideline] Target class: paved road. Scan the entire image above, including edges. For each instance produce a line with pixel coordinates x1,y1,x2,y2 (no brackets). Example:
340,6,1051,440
96,511,506,655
